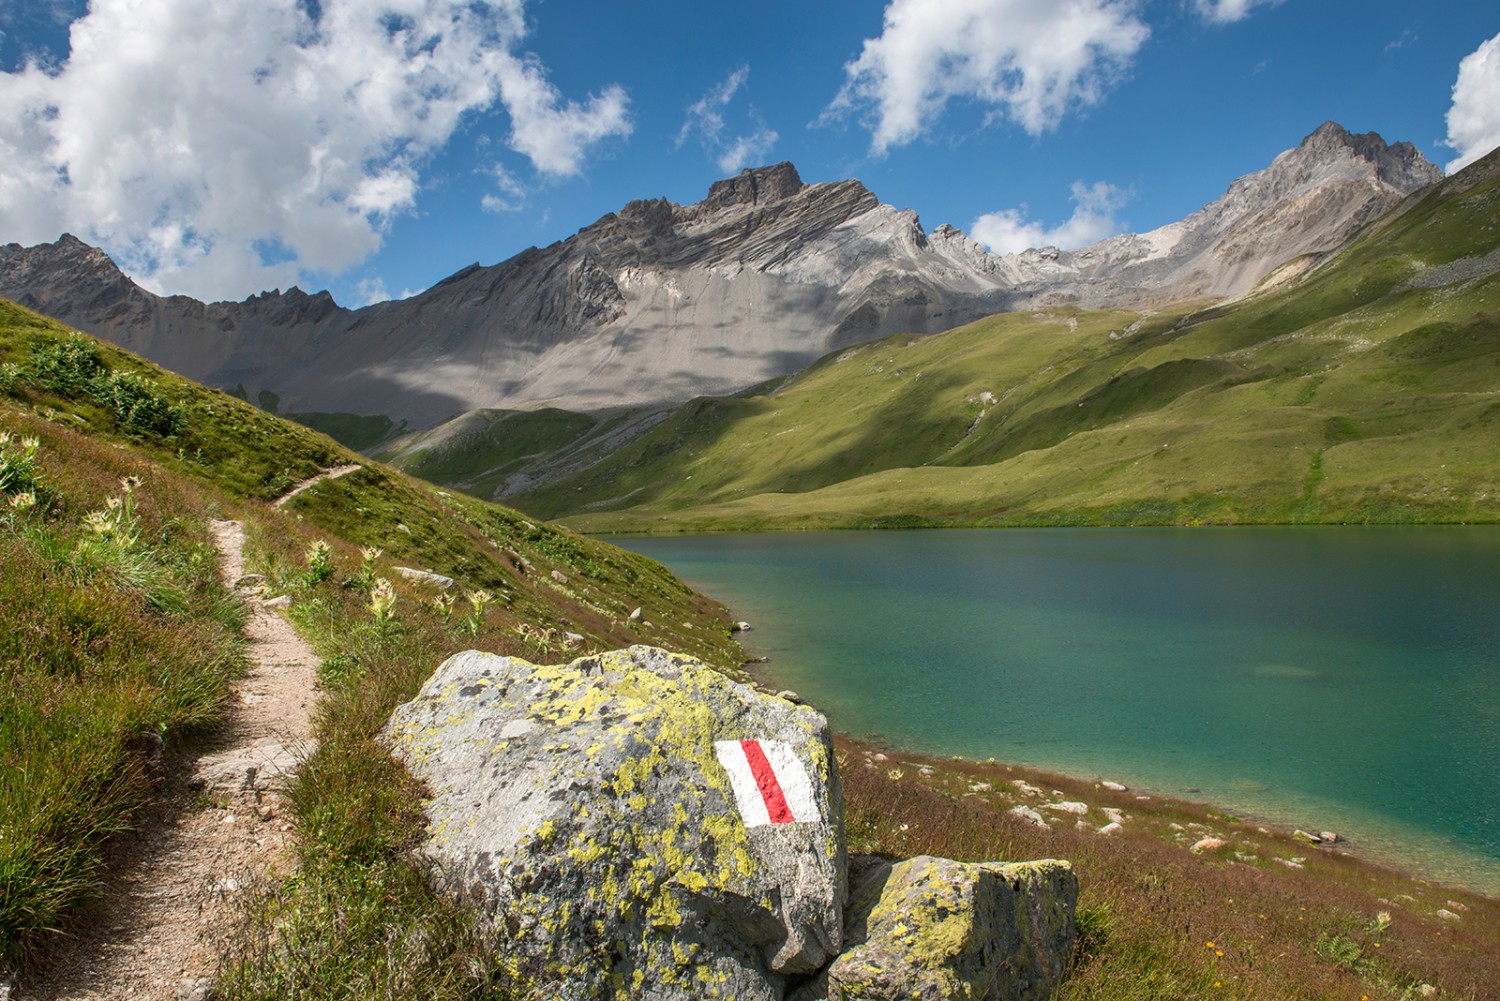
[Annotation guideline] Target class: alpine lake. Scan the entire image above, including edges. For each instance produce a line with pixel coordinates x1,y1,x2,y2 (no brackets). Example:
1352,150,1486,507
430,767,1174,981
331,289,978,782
614,526,1500,896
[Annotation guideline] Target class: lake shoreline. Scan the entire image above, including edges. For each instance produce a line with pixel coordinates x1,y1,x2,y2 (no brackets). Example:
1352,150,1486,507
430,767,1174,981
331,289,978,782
744,646,1500,902
619,526,1500,902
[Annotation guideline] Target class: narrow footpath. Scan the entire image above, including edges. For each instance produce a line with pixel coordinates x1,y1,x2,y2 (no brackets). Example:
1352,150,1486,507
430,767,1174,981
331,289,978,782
21,520,319,1001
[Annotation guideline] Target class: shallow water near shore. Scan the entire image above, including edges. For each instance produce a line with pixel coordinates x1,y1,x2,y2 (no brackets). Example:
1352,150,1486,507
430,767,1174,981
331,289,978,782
616,526,1500,895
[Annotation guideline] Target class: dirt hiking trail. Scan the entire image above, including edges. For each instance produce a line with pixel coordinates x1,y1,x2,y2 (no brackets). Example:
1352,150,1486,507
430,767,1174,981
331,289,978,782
19,519,318,1001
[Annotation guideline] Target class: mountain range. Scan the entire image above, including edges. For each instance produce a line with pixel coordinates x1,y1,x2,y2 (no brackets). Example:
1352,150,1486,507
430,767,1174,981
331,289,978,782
510,140,1500,530
0,122,1440,433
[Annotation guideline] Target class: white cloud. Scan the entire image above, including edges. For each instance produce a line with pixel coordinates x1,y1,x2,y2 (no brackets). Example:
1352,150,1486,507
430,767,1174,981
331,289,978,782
827,0,1149,153
355,277,393,306
1384,28,1417,54
971,180,1128,254
1192,0,1282,24
1445,32,1500,174
353,277,423,306
677,66,780,174
0,0,631,301
481,164,528,214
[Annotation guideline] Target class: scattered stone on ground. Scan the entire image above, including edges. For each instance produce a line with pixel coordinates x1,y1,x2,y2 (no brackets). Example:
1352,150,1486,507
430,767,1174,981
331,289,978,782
394,566,456,588
1009,805,1049,829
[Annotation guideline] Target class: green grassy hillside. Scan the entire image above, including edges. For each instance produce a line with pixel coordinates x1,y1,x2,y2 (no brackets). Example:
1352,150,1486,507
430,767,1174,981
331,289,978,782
0,298,738,981
505,149,1500,533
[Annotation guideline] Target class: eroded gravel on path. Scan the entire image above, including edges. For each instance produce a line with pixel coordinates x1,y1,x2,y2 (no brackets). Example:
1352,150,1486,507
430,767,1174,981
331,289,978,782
20,520,318,1001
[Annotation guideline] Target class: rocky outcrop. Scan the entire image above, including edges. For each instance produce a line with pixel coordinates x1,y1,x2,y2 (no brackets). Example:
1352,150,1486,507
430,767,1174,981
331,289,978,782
382,646,846,1000
795,856,1077,1001
383,645,1081,999
0,124,1441,429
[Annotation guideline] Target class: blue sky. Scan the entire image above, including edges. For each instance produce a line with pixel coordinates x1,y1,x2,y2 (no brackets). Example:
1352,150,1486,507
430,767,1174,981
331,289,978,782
1,0,1497,307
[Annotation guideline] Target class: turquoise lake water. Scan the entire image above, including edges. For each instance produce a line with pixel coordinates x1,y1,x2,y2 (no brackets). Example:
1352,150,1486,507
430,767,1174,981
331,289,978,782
616,527,1500,895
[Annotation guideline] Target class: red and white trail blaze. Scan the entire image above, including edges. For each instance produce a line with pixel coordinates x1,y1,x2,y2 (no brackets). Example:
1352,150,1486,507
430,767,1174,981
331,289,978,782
714,739,820,827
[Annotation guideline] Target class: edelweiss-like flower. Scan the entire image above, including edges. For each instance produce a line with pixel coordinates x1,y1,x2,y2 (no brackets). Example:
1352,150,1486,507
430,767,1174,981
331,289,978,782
9,491,36,511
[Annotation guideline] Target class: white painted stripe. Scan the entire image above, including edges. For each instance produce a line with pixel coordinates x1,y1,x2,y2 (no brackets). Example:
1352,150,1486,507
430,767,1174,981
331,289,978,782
714,739,820,827
760,740,820,823
715,740,770,826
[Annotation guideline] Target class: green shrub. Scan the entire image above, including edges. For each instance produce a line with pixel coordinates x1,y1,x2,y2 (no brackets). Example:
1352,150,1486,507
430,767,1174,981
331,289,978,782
22,335,184,439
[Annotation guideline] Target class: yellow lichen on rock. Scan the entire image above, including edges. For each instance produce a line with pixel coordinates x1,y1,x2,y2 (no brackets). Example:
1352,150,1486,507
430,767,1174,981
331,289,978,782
381,645,845,1001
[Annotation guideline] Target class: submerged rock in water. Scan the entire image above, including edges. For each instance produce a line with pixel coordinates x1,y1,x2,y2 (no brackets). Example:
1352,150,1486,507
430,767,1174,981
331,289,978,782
382,645,845,1000
792,855,1077,1001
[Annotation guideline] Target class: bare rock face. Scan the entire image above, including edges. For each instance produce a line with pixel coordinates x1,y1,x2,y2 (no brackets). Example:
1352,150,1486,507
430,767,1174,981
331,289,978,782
1000,121,1445,307
382,646,845,1000
0,124,1442,429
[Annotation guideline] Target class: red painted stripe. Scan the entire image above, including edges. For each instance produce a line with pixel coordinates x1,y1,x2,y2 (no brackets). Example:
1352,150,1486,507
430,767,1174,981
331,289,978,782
741,739,793,824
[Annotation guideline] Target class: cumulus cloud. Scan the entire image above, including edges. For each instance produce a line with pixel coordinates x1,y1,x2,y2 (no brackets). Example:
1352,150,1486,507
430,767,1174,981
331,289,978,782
1445,32,1500,174
971,180,1128,254
0,0,631,301
1191,0,1282,24
827,0,1149,153
677,66,779,174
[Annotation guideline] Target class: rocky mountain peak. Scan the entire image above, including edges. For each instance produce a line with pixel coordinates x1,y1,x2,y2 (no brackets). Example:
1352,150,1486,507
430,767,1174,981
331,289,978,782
701,162,805,211
1283,121,1442,190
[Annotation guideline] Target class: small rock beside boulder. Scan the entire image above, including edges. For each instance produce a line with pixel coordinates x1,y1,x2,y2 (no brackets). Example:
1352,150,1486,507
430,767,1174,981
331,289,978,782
793,855,1077,1001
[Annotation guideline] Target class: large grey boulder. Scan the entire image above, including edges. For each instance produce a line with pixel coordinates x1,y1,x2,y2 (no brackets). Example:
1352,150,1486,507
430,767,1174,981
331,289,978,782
382,645,845,1000
794,855,1077,1001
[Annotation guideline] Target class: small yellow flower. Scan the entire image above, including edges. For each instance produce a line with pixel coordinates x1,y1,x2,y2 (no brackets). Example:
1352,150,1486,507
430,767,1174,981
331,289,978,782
887,768,905,781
